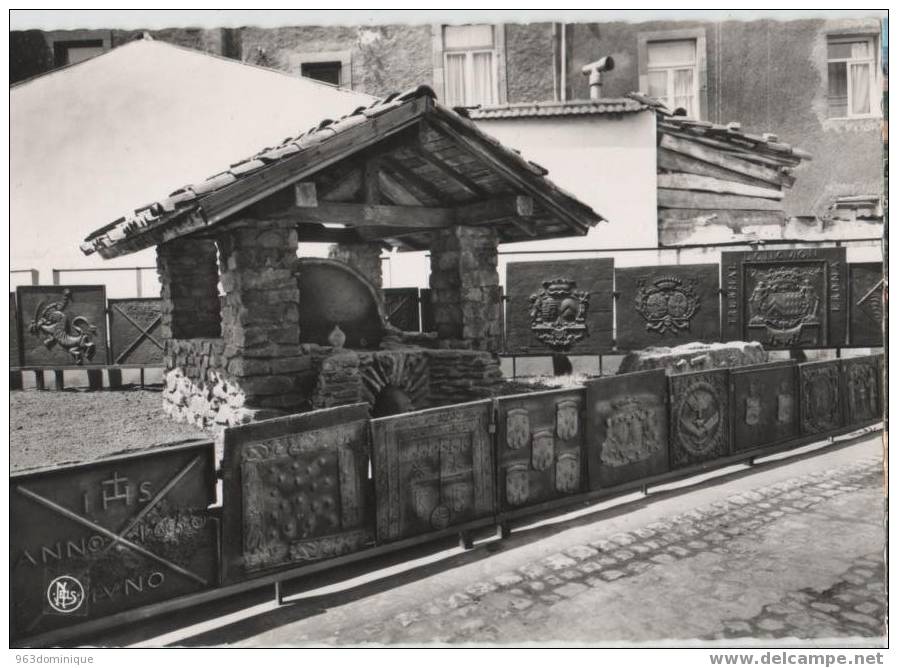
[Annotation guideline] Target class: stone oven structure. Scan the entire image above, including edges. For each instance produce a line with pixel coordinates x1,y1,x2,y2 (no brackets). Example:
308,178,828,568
81,86,603,427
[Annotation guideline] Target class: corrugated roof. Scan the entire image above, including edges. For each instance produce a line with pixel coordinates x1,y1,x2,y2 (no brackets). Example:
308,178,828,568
468,97,649,120
81,85,605,258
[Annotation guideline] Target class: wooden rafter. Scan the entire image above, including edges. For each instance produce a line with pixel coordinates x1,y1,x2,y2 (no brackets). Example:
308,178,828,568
412,136,490,199
422,117,590,235
378,154,445,205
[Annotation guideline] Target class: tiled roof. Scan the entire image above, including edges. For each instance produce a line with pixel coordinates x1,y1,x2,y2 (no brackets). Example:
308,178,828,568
82,85,604,258
468,97,649,120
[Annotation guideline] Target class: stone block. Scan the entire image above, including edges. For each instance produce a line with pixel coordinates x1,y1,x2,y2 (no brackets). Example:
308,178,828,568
618,341,768,375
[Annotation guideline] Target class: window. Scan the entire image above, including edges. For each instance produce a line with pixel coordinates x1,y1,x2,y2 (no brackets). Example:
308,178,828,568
53,40,105,67
301,61,342,86
827,36,878,118
646,39,699,117
443,25,498,107
293,50,352,88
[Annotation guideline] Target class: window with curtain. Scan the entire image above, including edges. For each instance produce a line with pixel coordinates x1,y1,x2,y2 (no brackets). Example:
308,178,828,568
827,36,878,118
646,39,699,118
443,25,497,107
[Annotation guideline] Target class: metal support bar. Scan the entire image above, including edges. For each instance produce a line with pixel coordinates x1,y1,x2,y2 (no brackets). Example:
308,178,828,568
34,370,45,391
458,531,474,550
87,369,103,391
53,370,64,391
274,581,285,605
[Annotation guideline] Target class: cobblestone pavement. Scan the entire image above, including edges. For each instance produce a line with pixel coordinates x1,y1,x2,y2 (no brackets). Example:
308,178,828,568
322,454,885,646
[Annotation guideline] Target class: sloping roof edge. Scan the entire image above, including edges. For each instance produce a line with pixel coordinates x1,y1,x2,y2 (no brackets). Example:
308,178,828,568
81,85,604,259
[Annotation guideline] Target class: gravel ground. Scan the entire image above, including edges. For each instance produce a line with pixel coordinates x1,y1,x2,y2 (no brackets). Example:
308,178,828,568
10,388,211,472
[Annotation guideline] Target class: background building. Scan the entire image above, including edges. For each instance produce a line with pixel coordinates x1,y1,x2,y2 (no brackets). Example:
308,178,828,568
10,15,885,295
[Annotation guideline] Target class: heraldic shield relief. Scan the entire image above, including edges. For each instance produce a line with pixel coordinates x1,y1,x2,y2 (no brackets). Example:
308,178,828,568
799,361,843,436
731,362,799,452
842,355,883,427
528,278,590,350
616,265,721,349
722,248,846,349
585,370,669,489
670,370,730,469
371,401,494,542
506,259,613,354
496,389,585,510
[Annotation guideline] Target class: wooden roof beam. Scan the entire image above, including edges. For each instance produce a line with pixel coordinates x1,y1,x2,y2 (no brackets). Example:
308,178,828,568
413,131,491,198
423,116,590,235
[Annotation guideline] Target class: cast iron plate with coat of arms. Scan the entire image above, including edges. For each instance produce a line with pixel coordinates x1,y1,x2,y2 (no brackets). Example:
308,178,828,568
17,285,108,367
841,354,883,428
10,440,218,640
585,369,670,489
496,388,585,511
371,400,495,542
730,361,799,452
615,264,721,350
669,368,731,469
848,263,884,347
798,360,844,436
221,403,373,584
721,248,846,349
505,259,613,354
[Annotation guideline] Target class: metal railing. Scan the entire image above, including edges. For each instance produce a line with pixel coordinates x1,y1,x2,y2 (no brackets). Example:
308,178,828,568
9,268,39,285
50,266,157,297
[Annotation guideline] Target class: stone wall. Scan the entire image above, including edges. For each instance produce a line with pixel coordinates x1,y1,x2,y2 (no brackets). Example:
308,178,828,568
307,345,503,412
162,338,248,428
425,349,505,406
429,226,503,351
217,223,309,411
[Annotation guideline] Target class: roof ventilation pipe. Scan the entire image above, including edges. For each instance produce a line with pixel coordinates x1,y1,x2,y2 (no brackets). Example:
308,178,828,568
581,56,615,100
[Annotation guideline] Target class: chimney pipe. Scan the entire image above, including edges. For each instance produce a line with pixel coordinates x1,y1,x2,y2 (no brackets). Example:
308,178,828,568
581,56,615,99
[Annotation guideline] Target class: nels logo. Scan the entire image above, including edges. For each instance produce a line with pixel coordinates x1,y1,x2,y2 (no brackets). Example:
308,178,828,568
46,574,86,615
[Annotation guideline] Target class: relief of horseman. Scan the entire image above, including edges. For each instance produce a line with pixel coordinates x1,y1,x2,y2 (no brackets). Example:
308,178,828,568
27,288,97,365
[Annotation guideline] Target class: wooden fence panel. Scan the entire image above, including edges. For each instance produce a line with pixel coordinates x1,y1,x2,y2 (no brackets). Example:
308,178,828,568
730,361,799,452
10,440,218,640
108,298,164,365
721,248,847,349
669,368,731,469
505,259,614,354
495,388,585,511
841,354,884,428
220,404,373,585
371,400,494,542
585,369,670,489
848,263,884,347
17,285,109,367
799,360,845,436
615,264,721,350
10,292,21,366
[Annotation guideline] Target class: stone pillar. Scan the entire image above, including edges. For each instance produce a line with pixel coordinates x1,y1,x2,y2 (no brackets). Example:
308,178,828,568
429,226,502,351
156,239,222,340
328,242,383,290
217,222,309,410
